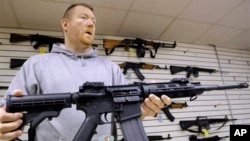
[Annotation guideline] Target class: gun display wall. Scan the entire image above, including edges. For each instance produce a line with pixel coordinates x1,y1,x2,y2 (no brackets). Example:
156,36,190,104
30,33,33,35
0,28,250,141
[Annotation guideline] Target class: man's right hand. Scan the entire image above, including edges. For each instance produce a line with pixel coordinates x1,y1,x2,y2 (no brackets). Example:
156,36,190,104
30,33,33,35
0,89,24,140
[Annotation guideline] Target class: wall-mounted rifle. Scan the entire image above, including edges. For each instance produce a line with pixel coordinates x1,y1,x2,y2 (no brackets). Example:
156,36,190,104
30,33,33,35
118,62,168,81
9,33,98,52
180,115,237,135
189,135,229,141
0,86,8,89
9,58,27,68
170,65,217,78
162,101,188,121
103,38,176,58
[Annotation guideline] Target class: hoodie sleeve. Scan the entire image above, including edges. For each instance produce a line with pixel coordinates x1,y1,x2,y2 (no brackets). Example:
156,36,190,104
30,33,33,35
112,62,128,85
0,56,42,106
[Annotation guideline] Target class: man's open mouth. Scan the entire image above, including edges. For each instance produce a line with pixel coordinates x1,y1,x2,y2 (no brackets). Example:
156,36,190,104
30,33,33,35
85,31,92,36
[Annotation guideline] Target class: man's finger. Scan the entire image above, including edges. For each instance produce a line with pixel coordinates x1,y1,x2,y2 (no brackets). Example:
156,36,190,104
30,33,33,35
12,89,23,97
161,95,171,105
0,119,23,133
0,106,23,122
144,97,160,114
0,130,23,140
148,94,165,108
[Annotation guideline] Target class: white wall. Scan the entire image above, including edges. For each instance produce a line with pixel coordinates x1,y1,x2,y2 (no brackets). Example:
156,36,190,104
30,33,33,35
0,27,249,141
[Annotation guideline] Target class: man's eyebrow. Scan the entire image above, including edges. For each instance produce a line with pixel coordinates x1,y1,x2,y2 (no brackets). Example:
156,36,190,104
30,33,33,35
80,13,95,18
80,13,96,22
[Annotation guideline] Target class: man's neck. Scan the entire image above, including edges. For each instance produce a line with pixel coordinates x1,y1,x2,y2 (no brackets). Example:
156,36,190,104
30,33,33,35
64,42,91,54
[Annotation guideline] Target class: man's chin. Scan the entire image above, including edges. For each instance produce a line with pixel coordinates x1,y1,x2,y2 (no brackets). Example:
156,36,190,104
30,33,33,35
80,38,93,46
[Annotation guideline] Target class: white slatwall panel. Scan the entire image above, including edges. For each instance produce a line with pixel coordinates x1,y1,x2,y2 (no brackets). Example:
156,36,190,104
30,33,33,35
0,27,249,141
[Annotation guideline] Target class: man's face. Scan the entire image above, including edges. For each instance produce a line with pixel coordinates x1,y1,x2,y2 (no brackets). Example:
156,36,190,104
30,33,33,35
64,6,96,46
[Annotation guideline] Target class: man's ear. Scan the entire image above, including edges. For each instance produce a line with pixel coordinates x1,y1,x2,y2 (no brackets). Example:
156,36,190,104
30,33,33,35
61,18,69,32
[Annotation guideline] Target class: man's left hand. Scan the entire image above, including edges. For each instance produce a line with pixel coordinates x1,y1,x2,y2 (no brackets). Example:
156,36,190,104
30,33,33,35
140,94,171,119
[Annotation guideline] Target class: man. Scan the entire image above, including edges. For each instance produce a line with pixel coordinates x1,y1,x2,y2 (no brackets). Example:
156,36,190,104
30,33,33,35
0,3,171,141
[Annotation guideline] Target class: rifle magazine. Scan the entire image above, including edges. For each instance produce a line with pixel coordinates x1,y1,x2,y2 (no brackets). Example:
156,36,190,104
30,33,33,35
120,117,149,141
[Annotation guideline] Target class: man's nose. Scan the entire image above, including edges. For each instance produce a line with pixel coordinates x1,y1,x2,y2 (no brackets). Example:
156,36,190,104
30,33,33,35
86,19,94,27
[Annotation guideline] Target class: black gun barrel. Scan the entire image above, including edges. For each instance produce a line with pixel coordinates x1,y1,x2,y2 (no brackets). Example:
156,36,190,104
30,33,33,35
141,82,248,99
201,83,248,91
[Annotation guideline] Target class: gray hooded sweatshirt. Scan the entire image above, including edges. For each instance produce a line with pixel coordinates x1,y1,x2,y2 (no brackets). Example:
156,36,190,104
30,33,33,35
1,43,127,141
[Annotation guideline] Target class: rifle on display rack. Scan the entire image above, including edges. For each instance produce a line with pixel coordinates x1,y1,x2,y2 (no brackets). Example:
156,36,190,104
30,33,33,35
179,115,237,134
0,86,8,89
189,135,229,141
161,101,188,121
9,33,65,52
103,38,176,58
6,78,248,141
9,58,27,68
170,65,217,78
118,62,168,81
119,134,172,141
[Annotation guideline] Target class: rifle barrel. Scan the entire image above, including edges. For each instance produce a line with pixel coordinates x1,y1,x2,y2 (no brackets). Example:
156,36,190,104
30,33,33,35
201,83,248,91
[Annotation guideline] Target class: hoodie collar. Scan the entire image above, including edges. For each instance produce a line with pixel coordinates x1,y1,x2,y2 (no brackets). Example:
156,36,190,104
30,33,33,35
51,43,98,59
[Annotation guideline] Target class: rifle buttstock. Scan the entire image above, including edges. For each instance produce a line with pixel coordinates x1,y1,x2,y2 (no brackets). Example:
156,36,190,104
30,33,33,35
10,33,31,43
103,39,122,49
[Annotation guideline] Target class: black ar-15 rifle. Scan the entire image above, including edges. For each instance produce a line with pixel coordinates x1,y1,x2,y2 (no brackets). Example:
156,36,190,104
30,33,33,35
103,38,176,58
119,134,172,141
9,58,27,68
170,65,217,78
180,115,237,134
189,135,229,141
6,78,248,141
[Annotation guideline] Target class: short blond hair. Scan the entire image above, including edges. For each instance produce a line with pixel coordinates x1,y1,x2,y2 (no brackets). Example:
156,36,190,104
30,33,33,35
63,3,94,18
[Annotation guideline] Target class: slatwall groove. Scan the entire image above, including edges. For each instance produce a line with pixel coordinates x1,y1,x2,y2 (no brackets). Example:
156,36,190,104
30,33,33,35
1,27,250,141
216,54,250,62
0,44,39,52
98,50,219,64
